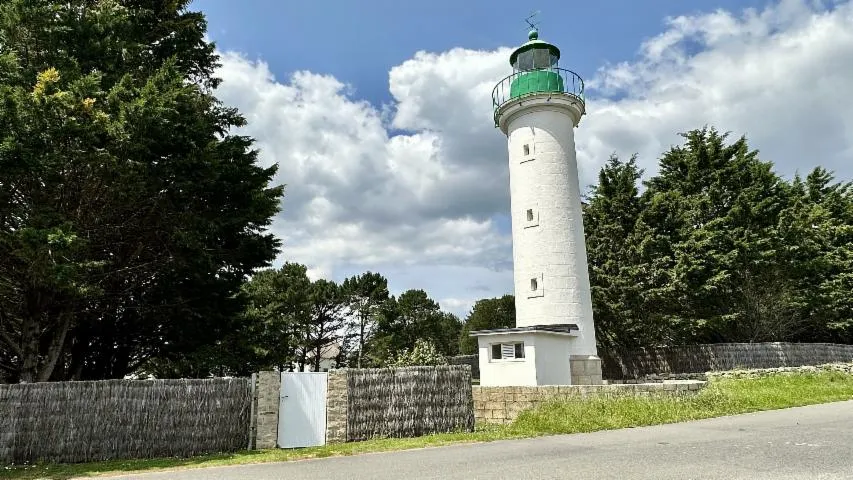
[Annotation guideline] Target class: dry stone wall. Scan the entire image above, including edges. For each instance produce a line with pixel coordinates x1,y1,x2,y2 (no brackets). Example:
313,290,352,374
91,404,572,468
706,362,853,380
0,378,251,464
473,382,707,424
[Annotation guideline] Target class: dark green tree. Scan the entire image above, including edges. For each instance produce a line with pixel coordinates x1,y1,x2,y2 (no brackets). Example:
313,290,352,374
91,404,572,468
776,168,853,343
341,272,389,367
240,264,312,373
0,1,282,382
367,289,461,365
635,128,791,342
583,154,665,350
458,295,515,355
299,279,347,372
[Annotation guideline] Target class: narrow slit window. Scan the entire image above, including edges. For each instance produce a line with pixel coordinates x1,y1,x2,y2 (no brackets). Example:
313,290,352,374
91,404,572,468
526,209,534,221
530,278,538,291
523,144,530,156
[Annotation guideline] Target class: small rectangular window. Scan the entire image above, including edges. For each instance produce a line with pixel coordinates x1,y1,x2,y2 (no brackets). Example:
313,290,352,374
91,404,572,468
524,204,539,228
528,273,544,298
520,140,535,162
491,342,525,361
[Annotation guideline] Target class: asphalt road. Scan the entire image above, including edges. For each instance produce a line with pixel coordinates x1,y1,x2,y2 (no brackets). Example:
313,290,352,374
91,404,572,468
99,401,853,480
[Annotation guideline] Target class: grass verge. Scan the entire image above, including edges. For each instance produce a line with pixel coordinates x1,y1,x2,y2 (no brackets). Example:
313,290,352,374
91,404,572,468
511,370,853,434
3,371,852,480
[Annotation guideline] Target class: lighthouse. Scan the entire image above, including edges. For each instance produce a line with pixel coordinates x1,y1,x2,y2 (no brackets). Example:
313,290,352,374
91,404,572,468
470,26,602,386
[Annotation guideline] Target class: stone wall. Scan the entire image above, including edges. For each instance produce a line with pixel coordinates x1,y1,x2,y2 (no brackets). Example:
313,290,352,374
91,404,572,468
473,381,707,424
706,362,853,380
570,355,603,385
602,342,853,380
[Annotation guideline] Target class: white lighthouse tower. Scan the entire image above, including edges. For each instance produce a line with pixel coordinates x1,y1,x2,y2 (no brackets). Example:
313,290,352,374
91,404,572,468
470,25,603,386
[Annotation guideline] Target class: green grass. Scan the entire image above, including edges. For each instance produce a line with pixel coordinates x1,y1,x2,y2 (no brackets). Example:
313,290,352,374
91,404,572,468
3,371,852,480
512,371,853,435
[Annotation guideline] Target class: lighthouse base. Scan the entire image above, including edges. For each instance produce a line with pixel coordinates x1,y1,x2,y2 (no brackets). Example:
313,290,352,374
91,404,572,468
469,325,602,386
569,355,603,386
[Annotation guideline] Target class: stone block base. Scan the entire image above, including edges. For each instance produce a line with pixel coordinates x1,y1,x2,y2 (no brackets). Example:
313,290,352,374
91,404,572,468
570,355,603,385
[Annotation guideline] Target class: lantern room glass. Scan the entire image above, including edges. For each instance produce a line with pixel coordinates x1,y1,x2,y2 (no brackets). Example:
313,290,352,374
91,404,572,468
513,48,559,72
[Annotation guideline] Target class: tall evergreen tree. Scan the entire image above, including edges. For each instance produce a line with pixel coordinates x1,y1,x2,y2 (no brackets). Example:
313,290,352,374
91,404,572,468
583,154,660,350
0,1,282,382
341,272,389,367
636,128,791,342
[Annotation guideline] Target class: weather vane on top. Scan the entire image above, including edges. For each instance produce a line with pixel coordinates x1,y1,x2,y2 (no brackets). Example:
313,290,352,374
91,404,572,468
525,10,541,32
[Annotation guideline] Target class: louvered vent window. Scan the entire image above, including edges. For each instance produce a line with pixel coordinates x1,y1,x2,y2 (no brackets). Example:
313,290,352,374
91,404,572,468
491,342,525,361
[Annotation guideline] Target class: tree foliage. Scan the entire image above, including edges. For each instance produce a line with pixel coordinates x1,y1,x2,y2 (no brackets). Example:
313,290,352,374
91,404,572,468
458,295,515,355
579,127,853,351
364,289,462,366
341,272,389,367
0,1,282,382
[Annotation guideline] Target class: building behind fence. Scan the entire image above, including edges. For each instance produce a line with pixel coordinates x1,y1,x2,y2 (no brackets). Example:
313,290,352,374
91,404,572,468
601,342,853,380
0,378,252,464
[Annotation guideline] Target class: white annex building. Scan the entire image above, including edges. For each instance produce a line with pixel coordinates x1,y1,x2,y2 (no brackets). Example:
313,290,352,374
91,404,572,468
470,27,603,386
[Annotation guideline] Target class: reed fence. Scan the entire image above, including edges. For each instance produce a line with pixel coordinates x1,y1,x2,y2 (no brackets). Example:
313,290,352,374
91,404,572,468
345,365,474,441
0,378,251,464
601,342,853,380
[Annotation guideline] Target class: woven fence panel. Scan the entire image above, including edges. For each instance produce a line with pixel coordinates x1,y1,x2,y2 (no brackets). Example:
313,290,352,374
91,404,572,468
601,342,853,380
0,378,251,464
447,355,479,379
346,365,474,441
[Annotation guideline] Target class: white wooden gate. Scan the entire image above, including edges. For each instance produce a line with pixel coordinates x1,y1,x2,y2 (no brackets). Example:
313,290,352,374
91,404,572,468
278,372,328,448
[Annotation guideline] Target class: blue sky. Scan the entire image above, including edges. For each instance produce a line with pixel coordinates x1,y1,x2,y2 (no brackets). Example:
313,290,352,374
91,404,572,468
198,0,853,316
198,0,770,105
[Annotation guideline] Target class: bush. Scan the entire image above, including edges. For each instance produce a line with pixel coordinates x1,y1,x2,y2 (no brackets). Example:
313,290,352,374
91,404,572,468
390,339,448,367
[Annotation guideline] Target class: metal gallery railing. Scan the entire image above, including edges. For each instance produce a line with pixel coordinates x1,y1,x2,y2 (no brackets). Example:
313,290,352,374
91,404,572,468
491,67,585,126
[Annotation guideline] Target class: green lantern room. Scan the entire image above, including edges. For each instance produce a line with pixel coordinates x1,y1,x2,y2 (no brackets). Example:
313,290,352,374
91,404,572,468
492,28,585,128
509,30,564,98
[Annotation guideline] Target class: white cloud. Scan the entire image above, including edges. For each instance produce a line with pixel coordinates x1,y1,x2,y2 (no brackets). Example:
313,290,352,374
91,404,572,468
581,0,853,182
213,0,853,316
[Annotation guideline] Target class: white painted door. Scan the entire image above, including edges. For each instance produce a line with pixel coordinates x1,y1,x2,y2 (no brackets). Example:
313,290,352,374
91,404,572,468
278,372,328,448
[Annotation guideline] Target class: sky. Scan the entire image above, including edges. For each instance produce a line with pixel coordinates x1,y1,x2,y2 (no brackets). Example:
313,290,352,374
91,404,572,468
193,0,853,317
